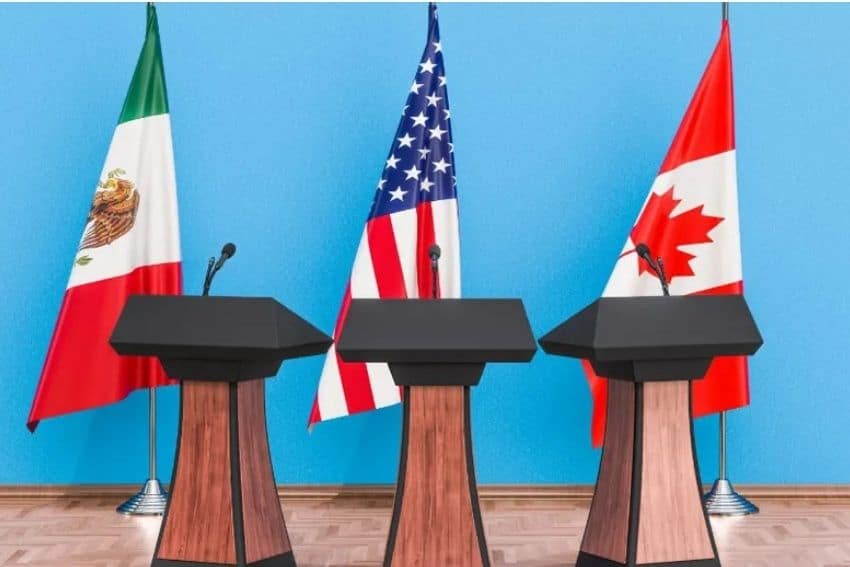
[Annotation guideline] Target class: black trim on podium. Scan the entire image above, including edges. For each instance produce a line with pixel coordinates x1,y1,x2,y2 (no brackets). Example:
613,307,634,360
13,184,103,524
383,386,411,567
625,383,644,567
152,385,183,561
464,386,491,567
576,551,720,567
151,552,297,567
229,382,248,566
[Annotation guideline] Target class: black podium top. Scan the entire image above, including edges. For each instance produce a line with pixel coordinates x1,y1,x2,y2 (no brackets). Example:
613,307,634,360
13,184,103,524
538,295,762,382
337,298,536,386
110,295,332,382
338,299,537,364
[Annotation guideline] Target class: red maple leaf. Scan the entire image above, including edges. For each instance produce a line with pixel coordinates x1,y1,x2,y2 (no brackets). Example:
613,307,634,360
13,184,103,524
628,186,724,282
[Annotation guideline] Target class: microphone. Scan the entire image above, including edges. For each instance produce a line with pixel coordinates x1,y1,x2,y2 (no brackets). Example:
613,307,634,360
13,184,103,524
215,242,237,270
428,244,441,299
635,242,670,296
203,242,237,296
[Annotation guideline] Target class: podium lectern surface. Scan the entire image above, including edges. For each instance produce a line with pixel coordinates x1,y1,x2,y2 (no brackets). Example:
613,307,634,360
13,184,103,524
540,294,761,567
112,295,331,362
111,295,331,567
338,298,537,362
539,295,762,362
339,298,536,567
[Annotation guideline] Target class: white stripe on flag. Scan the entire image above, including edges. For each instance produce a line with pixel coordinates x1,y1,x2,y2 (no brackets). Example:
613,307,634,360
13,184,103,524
389,208,419,299
432,198,461,298
350,229,380,298
315,344,349,421
366,362,401,408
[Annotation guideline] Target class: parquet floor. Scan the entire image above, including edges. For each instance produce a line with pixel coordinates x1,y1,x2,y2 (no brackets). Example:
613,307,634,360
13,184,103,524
0,496,849,566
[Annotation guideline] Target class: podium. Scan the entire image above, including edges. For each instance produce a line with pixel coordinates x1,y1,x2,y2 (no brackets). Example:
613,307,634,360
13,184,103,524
539,295,762,567
111,295,332,567
337,298,537,567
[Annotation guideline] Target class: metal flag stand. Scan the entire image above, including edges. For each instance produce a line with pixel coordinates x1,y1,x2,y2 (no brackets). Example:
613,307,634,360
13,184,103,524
703,411,758,515
702,2,759,518
117,0,168,519
116,387,168,515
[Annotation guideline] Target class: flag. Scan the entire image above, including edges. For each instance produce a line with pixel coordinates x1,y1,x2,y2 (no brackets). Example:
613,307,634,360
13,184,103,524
27,4,182,431
584,21,746,446
309,3,460,426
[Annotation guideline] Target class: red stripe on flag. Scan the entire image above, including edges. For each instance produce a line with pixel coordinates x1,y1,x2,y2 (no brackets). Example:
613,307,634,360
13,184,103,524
367,215,409,299
27,261,182,431
659,22,735,174
334,286,376,415
308,397,322,425
692,279,749,416
415,202,439,299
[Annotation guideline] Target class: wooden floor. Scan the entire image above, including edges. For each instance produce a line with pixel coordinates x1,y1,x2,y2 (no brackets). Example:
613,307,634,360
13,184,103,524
1,496,849,566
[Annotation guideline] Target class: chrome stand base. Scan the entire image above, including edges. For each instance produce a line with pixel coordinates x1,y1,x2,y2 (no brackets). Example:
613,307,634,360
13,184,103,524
703,478,758,516
116,479,168,516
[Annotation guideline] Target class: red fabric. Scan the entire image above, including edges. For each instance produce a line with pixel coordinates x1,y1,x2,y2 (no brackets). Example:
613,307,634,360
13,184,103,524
587,23,748,448
416,202,440,299
659,21,735,174
309,204,436,425
27,262,182,431
334,286,378,415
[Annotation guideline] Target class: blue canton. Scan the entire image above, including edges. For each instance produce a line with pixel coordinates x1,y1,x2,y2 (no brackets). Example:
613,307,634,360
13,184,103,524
369,3,457,220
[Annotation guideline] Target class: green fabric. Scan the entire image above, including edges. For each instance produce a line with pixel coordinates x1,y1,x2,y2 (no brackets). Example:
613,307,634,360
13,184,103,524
118,3,169,124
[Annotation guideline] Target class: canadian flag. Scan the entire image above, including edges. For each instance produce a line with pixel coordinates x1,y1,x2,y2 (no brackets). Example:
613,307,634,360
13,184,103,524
584,21,748,446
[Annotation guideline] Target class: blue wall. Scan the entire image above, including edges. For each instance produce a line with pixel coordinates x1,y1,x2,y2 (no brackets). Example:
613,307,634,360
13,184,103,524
2,3,848,485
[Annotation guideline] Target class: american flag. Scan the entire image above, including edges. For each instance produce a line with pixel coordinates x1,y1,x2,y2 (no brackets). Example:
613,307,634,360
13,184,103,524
309,3,460,426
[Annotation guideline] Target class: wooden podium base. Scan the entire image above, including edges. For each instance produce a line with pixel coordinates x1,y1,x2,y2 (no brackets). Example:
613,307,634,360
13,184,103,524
384,385,490,567
152,380,295,567
577,380,720,567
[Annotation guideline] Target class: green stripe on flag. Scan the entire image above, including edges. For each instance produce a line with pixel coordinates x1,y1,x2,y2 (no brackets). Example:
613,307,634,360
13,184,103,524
118,3,169,124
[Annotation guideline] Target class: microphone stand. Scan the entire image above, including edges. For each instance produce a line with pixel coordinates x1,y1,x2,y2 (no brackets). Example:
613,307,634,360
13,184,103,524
655,257,670,297
431,260,439,299
202,257,215,297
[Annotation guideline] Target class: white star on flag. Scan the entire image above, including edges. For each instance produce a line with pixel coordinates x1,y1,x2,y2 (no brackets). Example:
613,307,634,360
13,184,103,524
389,186,407,201
432,158,451,173
428,124,447,140
404,164,422,180
397,132,415,148
419,58,437,74
410,111,428,127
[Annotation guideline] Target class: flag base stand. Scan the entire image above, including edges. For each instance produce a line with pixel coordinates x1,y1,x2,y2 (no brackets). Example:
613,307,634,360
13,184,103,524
703,478,758,516
117,478,168,516
117,388,168,516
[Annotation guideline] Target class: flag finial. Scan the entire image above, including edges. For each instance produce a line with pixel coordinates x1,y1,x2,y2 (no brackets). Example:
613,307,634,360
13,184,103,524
722,2,729,21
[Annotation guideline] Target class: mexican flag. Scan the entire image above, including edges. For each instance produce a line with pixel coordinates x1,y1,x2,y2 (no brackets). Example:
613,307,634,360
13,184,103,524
27,4,182,431
584,21,748,446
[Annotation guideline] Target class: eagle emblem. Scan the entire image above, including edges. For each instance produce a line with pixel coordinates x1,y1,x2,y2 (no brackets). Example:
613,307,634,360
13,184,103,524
78,168,140,254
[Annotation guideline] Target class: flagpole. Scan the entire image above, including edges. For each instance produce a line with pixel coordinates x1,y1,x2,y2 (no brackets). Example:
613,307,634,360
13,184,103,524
702,0,758,517
117,387,169,515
